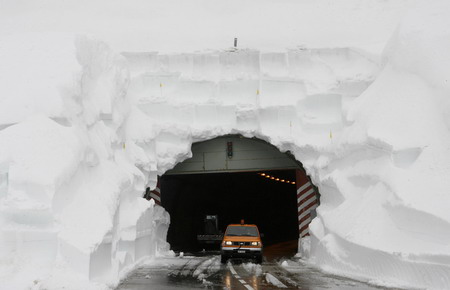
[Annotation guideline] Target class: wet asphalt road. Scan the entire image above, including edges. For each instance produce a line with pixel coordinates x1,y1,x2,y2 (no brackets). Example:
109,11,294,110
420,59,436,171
117,242,396,290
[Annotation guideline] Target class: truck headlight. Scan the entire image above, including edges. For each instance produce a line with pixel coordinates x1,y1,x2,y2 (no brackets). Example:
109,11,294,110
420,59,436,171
225,241,232,245
251,242,260,246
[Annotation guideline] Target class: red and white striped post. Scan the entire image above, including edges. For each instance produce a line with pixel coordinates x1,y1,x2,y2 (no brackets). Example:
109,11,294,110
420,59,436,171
145,176,162,206
296,169,318,238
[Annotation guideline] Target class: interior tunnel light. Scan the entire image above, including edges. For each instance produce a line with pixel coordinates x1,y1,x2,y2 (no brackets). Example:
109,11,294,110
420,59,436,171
257,172,296,185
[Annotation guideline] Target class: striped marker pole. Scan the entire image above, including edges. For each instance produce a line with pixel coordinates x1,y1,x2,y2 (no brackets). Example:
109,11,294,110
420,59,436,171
145,176,162,206
296,169,318,239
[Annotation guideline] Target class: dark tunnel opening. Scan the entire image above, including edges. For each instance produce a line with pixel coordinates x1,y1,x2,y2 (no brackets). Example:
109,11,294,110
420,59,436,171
161,169,299,252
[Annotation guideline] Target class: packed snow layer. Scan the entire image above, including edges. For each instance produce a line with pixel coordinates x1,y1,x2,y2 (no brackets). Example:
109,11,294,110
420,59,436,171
1,0,450,289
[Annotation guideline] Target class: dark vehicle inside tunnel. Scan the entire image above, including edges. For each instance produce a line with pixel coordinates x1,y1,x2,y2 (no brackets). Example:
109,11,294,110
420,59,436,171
160,169,299,253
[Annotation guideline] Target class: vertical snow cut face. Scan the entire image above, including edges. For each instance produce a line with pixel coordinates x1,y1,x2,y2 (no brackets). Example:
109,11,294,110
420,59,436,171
111,40,450,290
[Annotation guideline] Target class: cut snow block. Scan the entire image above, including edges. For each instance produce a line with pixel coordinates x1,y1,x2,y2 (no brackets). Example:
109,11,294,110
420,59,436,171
170,80,216,103
139,102,194,125
59,234,112,282
116,239,135,267
258,107,297,137
236,107,259,132
259,79,306,108
194,104,236,129
130,205,170,265
116,251,133,274
192,53,220,81
89,236,113,282
287,49,315,77
153,206,171,253
257,106,298,138
219,50,260,80
276,106,299,138
260,52,288,78
312,48,379,80
287,49,336,92
122,52,159,76
133,73,181,101
156,54,171,73
135,207,157,260
297,94,343,126
0,229,57,263
258,107,278,134
163,54,194,78
217,80,259,105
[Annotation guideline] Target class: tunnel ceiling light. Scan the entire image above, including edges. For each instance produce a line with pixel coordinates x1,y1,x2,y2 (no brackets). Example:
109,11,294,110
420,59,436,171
258,172,296,185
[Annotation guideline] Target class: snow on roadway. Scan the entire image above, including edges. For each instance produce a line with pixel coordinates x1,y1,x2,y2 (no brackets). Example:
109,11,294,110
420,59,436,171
265,273,288,288
118,254,396,289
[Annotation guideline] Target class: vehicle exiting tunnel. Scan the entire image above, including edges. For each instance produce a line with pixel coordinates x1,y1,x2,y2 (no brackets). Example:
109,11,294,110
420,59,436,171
145,135,320,255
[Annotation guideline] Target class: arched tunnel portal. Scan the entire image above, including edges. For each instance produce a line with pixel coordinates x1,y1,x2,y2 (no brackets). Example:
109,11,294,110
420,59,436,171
144,135,320,255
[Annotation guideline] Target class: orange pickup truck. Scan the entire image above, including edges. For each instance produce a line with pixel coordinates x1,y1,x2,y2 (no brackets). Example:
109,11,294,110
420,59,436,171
221,221,263,263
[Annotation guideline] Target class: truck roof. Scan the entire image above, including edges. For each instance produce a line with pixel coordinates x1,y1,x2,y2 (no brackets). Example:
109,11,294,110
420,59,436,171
227,224,258,227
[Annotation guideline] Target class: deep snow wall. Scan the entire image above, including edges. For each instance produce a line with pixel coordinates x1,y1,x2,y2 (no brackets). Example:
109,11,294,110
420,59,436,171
1,1,450,289
0,37,171,290
307,3,450,288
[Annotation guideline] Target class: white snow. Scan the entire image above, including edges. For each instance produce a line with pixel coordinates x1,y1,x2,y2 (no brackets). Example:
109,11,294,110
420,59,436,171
1,0,450,289
265,273,288,288
192,257,220,280
243,262,262,276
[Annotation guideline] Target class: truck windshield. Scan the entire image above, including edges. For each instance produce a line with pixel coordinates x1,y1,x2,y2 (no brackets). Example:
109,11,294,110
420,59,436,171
226,226,258,237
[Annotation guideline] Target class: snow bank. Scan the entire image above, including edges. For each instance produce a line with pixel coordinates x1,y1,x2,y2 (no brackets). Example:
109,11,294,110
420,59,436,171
0,37,171,290
1,0,450,290
307,2,450,289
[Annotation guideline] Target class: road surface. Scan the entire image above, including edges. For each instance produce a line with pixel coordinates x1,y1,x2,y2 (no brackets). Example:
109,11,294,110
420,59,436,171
117,241,395,290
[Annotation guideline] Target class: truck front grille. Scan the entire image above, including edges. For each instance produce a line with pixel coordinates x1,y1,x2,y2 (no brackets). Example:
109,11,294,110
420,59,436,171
232,242,251,246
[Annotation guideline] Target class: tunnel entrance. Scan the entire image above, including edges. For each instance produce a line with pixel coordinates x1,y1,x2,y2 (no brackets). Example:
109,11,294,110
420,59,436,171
161,170,299,251
148,135,319,254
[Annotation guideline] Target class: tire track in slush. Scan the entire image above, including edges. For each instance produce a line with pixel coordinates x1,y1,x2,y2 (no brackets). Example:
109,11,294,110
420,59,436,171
228,263,255,290
168,256,208,278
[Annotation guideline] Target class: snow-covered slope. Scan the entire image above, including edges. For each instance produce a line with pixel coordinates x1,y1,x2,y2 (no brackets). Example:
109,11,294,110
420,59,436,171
1,0,450,289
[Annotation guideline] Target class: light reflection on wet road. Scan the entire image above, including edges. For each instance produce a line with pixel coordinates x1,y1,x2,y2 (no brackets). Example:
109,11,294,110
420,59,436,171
117,253,396,290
